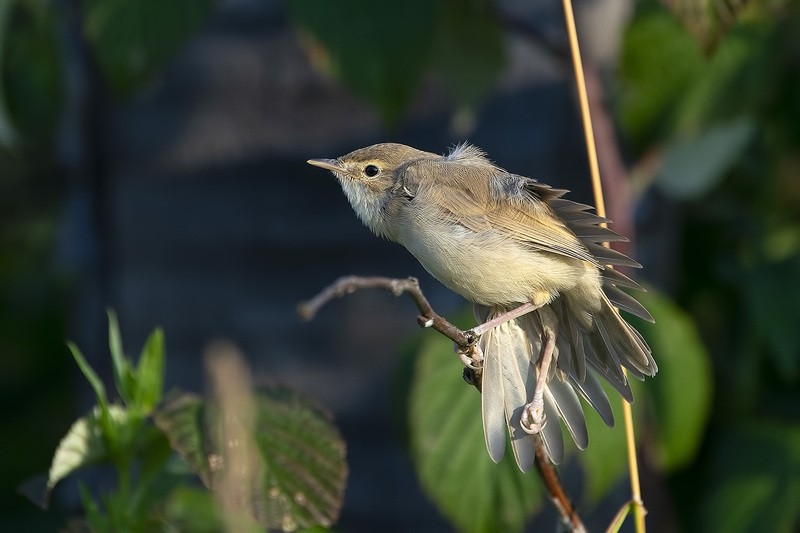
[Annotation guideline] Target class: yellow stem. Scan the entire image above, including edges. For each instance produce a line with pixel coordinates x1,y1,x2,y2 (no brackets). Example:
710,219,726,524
560,1,645,532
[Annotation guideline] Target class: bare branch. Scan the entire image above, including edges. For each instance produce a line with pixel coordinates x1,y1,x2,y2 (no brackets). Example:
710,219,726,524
299,275,585,531
298,275,473,348
535,435,587,533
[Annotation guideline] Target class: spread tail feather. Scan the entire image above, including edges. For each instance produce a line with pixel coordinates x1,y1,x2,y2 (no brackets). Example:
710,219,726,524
475,293,656,470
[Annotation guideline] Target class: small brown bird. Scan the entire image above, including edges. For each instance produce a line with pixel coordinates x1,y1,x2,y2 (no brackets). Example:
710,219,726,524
308,143,656,471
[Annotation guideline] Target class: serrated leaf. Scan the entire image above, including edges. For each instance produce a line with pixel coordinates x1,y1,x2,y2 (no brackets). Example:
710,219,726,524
657,118,754,199
251,387,348,531
83,0,214,95
48,410,106,495
134,327,165,414
408,332,542,533
107,309,135,405
287,0,437,124
154,393,213,486
630,288,713,471
45,405,129,503
702,424,800,532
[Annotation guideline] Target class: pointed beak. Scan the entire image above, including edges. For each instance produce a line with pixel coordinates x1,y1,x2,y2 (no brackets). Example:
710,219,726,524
307,158,345,173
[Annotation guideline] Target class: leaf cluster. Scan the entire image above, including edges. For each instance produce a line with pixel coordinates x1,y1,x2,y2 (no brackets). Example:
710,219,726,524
25,311,347,533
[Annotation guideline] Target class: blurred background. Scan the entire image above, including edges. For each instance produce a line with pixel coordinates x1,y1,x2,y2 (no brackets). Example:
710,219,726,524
1,0,799,531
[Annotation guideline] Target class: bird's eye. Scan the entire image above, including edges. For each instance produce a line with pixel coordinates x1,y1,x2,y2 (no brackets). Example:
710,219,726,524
364,164,380,177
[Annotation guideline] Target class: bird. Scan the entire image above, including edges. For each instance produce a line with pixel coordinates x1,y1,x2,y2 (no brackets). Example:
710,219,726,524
307,142,656,471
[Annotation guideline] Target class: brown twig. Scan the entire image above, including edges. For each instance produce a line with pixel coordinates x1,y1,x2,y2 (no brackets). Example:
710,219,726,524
534,435,587,533
298,275,473,348
299,275,585,531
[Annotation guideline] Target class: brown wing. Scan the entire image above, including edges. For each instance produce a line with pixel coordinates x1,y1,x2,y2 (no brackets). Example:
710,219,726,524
401,161,601,265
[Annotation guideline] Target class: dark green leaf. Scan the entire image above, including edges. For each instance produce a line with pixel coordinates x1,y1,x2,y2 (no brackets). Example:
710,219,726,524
618,7,703,144
631,288,713,471
0,0,62,143
408,332,542,533
702,423,800,532
287,0,437,124
128,426,177,519
107,309,135,406
83,0,214,95
161,487,226,533
743,256,800,379
251,386,348,531
67,341,108,411
431,0,505,108
134,327,165,414
154,393,213,486
672,26,760,133
79,481,107,532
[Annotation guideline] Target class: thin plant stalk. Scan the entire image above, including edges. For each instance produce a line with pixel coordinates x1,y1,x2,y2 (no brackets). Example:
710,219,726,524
560,1,646,531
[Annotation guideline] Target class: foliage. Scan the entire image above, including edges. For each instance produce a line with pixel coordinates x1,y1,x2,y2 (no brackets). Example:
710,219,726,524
617,1,800,530
23,312,347,532
287,0,504,124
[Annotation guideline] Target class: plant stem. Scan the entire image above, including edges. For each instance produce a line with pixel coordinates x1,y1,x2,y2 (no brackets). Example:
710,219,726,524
560,1,646,531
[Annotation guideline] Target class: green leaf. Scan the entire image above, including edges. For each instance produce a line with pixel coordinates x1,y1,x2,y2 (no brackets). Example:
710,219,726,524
44,404,129,503
83,0,214,95
431,0,505,109
157,386,348,531
251,386,348,531
672,25,761,133
618,7,703,144
161,487,226,533
128,426,176,520
154,393,213,486
631,288,713,471
408,332,542,533
79,481,107,532
0,0,62,143
657,117,754,199
743,256,800,379
134,327,165,414
702,423,800,532
47,409,107,496
67,341,108,410
107,309,135,406
287,0,437,124
0,0,18,146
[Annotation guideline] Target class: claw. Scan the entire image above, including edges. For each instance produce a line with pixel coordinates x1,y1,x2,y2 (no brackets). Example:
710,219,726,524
520,400,547,434
457,343,484,370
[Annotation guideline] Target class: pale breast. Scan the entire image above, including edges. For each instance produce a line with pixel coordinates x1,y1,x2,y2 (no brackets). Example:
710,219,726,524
395,214,594,306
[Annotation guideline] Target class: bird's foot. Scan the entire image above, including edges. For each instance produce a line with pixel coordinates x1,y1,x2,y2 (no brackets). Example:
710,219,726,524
457,342,484,370
520,399,547,434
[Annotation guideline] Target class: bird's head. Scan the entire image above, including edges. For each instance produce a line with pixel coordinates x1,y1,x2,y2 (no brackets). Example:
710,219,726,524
308,143,435,235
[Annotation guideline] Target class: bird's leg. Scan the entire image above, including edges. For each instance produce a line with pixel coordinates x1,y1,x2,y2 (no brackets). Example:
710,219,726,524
469,302,539,337
521,327,556,434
